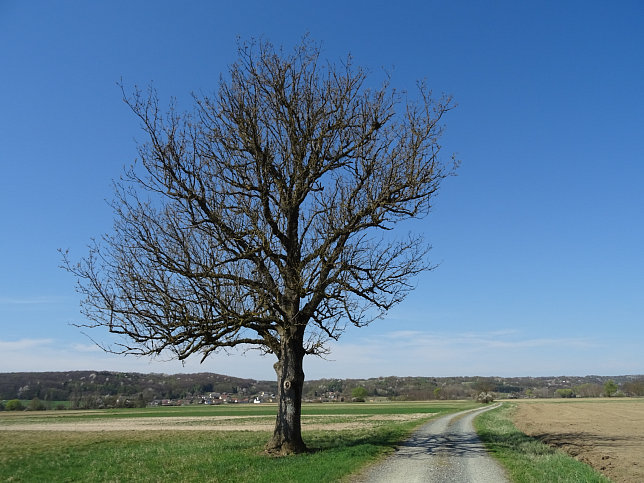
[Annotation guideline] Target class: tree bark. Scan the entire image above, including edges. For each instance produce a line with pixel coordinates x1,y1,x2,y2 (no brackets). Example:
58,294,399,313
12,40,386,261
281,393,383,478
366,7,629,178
265,331,307,455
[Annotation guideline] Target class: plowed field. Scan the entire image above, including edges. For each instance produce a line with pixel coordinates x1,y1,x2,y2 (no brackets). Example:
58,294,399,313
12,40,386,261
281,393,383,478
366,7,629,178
512,400,644,482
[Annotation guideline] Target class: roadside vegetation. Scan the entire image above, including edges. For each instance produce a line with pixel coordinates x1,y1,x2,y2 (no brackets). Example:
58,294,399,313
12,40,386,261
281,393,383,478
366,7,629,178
0,401,476,482
474,403,610,482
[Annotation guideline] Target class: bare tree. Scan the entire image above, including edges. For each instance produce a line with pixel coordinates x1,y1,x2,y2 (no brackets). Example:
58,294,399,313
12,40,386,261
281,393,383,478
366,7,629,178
63,37,457,455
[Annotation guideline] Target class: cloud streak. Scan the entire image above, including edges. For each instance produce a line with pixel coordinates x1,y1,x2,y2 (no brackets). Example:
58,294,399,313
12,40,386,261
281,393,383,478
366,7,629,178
0,296,65,305
71,343,103,353
0,329,632,381
353,329,597,353
0,338,54,351
303,328,610,379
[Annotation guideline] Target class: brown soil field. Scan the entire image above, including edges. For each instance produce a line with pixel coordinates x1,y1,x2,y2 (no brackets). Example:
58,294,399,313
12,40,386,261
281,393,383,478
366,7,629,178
512,399,644,483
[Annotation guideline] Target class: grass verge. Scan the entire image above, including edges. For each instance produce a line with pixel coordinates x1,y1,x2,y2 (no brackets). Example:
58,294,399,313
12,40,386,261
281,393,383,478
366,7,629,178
474,403,610,482
0,401,475,482
0,429,410,482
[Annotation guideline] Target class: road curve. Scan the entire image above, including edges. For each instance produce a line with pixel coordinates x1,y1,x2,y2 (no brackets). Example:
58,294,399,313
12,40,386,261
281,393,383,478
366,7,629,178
352,404,509,483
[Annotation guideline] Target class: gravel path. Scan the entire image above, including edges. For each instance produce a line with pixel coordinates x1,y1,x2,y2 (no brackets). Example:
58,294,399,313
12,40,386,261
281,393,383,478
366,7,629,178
353,404,509,483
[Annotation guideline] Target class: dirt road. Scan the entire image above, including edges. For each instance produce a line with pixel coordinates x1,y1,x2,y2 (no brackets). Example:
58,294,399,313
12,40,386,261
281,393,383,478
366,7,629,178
353,405,508,483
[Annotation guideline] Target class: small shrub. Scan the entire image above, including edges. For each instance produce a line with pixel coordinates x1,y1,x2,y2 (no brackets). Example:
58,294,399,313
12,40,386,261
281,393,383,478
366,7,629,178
555,388,575,398
351,387,367,402
28,398,46,411
603,380,618,397
5,399,24,411
477,392,494,403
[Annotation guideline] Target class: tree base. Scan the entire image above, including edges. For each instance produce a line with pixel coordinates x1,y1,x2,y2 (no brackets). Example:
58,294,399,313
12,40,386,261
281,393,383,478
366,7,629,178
264,438,309,456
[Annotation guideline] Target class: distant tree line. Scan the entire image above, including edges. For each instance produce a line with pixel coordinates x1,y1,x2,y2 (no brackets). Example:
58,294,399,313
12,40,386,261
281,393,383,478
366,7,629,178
304,375,644,401
1,372,642,409
0,371,275,405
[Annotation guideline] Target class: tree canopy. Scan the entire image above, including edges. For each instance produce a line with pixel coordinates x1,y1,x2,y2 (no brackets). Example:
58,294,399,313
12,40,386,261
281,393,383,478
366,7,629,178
64,37,456,454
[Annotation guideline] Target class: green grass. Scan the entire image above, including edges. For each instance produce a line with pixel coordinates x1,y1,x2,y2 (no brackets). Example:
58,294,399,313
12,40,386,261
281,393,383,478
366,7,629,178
0,427,415,482
0,400,474,423
474,403,610,483
0,401,476,482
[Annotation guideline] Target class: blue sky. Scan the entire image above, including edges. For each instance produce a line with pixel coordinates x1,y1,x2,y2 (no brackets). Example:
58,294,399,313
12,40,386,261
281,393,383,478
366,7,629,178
1,1,642,380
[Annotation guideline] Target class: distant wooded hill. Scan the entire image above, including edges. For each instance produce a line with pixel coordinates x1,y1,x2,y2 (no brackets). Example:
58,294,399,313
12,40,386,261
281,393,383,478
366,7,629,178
1,371,642,404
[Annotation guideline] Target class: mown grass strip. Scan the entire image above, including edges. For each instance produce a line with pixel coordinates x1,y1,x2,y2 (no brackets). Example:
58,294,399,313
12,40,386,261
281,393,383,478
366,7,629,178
0,400,476,423
474,403,610,483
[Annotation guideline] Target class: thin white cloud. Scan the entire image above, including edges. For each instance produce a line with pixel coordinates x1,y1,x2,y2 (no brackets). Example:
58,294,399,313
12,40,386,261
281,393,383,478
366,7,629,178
302,328,609,379
381,330,596,351
0,329,632,381
71,343,103,353
0,338,54,351
0,337,278,379
0,296,65,305
484,337,595,349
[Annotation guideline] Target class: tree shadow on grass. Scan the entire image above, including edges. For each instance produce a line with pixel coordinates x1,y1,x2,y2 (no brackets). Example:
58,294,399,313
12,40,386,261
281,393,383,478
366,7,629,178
481,428,644,454
531,431,644,452
305,427,412,454
477,426,558,456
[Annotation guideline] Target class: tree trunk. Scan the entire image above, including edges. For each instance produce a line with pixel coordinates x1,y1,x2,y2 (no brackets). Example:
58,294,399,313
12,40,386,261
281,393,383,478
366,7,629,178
265,333,307,455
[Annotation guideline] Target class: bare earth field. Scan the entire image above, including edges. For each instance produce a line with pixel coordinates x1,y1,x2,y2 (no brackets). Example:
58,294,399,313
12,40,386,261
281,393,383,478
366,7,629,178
512,399,644,483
